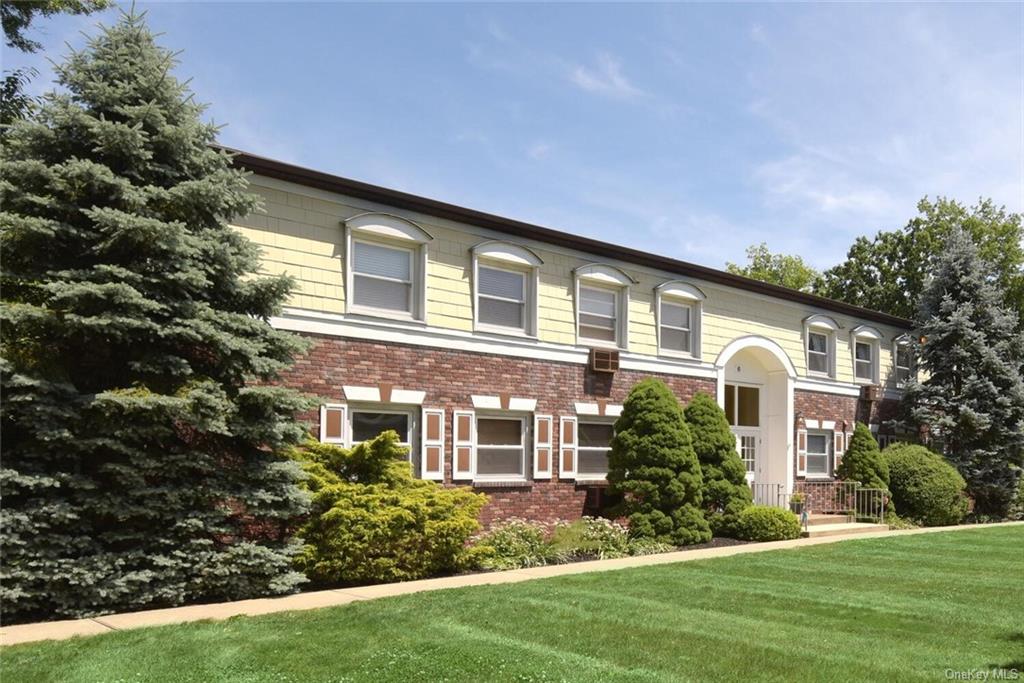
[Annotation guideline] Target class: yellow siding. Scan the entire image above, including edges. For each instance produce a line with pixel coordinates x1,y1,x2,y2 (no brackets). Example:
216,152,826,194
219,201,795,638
233,178,909,387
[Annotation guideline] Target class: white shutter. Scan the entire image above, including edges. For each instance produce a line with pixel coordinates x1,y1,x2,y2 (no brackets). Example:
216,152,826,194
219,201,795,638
421,408,445,480
452,410,475,480
559,416,577,480
796,428,808,477
534,414,553,479
320,404,347,445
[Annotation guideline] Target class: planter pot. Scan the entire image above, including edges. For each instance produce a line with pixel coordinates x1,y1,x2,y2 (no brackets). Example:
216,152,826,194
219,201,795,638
790,502,804,515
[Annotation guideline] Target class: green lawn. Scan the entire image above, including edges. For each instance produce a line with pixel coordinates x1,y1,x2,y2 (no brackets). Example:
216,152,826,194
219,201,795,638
4,527,1023,682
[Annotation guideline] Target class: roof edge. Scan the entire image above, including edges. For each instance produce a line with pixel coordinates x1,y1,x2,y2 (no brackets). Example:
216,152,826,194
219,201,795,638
219,146,913,329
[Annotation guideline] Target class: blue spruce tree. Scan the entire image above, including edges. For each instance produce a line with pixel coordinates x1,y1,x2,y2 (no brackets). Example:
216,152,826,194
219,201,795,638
1,10,313,622
902,228,1024,516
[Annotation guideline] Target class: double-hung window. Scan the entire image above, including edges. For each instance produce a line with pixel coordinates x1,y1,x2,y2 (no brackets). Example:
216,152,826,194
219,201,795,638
854,341,874,381
352,241,413,314
475,416,527,479
807,332,830,374
659,300,693,355
577,421,613,479
578,286,618,344
477,265,527,331
895,341,912,384
345,212,431,321
803,315,838,378
350,409,412,449
805,431,831,476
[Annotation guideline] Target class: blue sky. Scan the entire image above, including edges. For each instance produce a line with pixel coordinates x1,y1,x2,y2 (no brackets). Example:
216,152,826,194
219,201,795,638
7,2,1023,271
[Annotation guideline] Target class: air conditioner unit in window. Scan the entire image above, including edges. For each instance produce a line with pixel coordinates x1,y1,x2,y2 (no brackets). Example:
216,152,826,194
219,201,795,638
860,384,881,402
589,348,620,373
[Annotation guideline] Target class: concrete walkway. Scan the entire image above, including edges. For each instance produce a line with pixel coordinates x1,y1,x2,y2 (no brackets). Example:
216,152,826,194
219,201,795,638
2,521,1019,647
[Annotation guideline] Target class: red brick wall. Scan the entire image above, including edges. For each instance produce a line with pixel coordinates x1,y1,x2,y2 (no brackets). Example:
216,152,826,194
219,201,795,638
280,333,715,525
793,389,900,481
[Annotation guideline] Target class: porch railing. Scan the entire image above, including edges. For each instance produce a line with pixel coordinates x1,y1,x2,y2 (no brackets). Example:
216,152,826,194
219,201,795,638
751,480,886,524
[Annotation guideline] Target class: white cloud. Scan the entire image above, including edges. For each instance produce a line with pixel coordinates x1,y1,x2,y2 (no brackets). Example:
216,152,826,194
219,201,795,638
568,53,644,99
749,24,768,45
526,141,551,160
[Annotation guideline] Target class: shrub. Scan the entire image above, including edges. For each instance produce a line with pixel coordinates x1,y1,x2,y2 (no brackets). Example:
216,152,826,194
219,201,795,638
883,443,968,526
607,379,711,546
837,423,890,491
292,433,487,585
736,506,802,541
470,519,555,570
1010,476,1024,522
549,517,630,561
626,538,677,556
684,392,752,537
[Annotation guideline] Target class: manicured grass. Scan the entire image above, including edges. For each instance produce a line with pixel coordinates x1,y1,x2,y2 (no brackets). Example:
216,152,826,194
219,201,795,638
4,527,1022,682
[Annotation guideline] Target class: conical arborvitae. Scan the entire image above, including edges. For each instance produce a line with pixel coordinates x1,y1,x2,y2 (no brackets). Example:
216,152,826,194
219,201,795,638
0,11,313,622
836,423,890,492
607,379,711,545
684,392,752,537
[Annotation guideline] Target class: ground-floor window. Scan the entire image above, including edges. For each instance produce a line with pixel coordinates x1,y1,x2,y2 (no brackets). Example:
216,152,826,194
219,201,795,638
805,430,832,476
476,415,527,479
737,434,756,474
350,409,417,473
577,421,614,479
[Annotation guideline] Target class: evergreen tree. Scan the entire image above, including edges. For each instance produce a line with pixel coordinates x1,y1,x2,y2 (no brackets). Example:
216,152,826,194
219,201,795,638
836,423,890,491
607,379,710,545
0,11,313,622
683,392,751,537
902,229,1024,516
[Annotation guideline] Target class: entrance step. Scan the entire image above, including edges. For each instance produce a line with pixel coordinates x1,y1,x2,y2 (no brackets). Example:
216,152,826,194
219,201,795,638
806,513,853,526
801,523,889,538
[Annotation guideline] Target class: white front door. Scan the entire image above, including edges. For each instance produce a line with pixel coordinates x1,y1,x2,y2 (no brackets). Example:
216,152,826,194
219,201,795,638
733,427,760,484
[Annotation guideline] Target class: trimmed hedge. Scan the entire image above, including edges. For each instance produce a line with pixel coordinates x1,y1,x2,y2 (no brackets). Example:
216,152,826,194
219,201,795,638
736,506,802,541
882,443,968,527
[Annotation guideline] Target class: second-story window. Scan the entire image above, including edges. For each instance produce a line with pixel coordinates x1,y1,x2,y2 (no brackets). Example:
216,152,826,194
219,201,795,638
807,331,830,374
477,265,526,331
579,286,618,343
895,339,913,384
655,281,705,360
352,241,413,314
660,300,693,355
850,325,882,384
573,263,636,349
345,212,432,322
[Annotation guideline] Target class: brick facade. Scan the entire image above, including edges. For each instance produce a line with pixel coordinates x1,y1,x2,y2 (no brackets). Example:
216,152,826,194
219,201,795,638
280,333,901,525
280,333,714,525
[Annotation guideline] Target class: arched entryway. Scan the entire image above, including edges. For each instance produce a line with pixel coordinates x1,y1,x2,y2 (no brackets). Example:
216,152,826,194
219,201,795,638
715,336,796,501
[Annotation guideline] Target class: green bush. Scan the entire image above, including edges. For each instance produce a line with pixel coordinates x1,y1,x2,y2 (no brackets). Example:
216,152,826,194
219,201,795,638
883,443,968,526
684,392,752,537
736,506,802,541
1010,476,1024,522
626,537,677,556
837,423,890,491
292,433,487,585
607,379,711,546
470,519,555,570
550,517,630,561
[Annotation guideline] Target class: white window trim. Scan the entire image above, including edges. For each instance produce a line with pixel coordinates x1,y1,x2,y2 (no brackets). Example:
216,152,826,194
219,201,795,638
575,418,614,481
655,281,704,360
803,314,839,379
893,334,914,387
850,325,882,385
574,264,635,350
473,261,537,338
348,406,417,448
344,213,431,323
804,429,833,479
473,413,530,483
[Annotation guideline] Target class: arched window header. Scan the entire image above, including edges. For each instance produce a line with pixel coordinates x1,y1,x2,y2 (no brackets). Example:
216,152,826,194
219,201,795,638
656,280,706,302
471,240,543,267
803,314,840,331
850,324,883,340
345,212,433,243
574,263,638,286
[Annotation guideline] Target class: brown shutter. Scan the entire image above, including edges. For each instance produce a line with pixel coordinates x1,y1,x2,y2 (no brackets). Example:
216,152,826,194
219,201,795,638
320,404,347,444
421,408,445,481
559,416,577,479
796,428,807,476
452,410,475,480
534,414,553,479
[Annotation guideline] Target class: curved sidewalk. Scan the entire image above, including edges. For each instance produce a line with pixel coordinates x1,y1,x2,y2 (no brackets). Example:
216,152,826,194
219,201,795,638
3,521,1019,647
